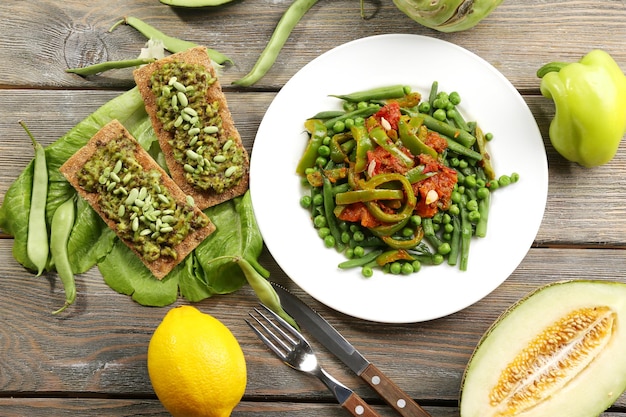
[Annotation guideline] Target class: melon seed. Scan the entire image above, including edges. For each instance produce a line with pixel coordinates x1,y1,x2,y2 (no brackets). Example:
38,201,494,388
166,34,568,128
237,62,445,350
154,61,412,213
489,306,615,416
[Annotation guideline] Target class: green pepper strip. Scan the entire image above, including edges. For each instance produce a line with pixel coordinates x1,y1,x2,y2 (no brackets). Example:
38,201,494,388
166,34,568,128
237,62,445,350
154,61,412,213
375,249,415,266
398,117,438,159
363,173,416,223
350,124,373,173
297,119,327,175
335,189,404,205
368,126,415,168
370,216,410,238
474,125,496,180
405,165,436,184
330,132,352,163
381,226,424,250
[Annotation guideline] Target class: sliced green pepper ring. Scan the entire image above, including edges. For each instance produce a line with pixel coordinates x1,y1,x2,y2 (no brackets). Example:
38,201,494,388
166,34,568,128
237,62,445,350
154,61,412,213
375,249,415,267
363,173,416,223
381,226,424,250
370,216,410,238
335,188,404,205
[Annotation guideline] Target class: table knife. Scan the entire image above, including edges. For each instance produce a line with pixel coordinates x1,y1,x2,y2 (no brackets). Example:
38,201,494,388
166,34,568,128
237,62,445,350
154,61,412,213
272,282,432,417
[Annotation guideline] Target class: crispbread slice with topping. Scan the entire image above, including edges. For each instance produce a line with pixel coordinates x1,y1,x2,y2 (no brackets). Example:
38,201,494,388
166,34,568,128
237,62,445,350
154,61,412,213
60,119,215,279
134,46,249,210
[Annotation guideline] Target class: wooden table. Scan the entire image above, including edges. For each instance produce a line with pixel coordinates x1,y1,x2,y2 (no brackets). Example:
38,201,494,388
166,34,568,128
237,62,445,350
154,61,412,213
1,1,625,416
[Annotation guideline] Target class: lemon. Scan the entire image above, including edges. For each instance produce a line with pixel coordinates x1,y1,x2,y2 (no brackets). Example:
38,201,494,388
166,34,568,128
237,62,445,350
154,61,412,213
148,305,247,417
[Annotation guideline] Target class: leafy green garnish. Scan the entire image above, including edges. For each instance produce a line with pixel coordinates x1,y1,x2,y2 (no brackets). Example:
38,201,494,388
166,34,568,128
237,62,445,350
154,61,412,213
0,87,261,306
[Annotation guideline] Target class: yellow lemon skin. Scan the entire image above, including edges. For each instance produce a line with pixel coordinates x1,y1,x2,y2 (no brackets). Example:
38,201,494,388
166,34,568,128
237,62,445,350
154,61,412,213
148,305,247,417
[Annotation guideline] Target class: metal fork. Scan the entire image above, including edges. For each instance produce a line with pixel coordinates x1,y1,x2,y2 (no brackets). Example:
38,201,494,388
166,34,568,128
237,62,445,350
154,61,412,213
247,304,382,417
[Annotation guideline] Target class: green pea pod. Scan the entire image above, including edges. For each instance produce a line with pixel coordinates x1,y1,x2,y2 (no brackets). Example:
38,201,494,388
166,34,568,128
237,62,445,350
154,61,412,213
537,50,626,167
235,257,299,330
21,121,49,276
50,197,77,314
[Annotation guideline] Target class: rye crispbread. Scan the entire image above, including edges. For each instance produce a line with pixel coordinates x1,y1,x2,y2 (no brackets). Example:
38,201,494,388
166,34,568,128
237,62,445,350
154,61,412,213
133,46,249,210
59,119,215,279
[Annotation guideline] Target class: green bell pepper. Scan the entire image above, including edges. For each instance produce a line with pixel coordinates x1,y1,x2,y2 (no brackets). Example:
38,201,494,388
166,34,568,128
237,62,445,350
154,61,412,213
537,50,626,167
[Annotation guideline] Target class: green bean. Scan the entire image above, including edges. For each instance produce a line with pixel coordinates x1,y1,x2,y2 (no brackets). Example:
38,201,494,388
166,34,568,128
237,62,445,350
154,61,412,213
427,81,438,112
329,85,410,102
459,195,472,271
421,113,476,148
50,197,76,314
66,58,156,77
323,105,380,130
233,0,318,86
308,110,346,120
235,256,299,329
322,176,345,252
475,125,496,180
445,137,482,160
110,16,233,65
447,216,461,266
20,121,49,276
338,249,384,269
475,191,490,238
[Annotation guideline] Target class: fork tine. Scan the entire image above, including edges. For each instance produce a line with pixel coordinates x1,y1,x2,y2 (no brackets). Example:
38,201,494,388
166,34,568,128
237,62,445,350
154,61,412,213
245,316,288,360
256,304,305,342
246,305,302,360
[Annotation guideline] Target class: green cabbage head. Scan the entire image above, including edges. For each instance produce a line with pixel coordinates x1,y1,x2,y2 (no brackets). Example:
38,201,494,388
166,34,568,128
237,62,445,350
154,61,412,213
393,0,503,32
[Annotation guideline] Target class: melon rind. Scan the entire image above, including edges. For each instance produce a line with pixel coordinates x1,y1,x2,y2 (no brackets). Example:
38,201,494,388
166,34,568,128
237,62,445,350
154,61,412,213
460,280,626,417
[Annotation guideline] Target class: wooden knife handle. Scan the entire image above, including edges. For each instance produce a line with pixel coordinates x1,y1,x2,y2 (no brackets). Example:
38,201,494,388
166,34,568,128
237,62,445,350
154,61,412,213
342,391,381,417
361,363,432,417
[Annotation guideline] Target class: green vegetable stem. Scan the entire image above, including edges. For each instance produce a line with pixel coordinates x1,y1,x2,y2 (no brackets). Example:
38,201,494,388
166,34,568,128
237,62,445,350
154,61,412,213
233,0,318,86
66,58,156,77
537,49,626,167
20,121,49,276
50,196,77,314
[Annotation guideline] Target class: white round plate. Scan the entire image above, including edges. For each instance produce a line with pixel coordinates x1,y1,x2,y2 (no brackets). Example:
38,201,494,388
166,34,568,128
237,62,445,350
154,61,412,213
250,34,548,323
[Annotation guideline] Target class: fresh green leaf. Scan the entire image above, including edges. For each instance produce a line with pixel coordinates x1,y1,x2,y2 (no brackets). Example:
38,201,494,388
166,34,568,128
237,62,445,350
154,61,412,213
99,239,179,307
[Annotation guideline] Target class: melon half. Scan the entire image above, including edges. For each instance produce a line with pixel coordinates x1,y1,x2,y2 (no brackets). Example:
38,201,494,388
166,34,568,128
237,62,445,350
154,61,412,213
460,280,626,417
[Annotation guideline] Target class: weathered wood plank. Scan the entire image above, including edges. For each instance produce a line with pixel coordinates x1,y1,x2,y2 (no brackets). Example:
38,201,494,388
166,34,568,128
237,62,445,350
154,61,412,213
1,237,625,405
0,0,625,90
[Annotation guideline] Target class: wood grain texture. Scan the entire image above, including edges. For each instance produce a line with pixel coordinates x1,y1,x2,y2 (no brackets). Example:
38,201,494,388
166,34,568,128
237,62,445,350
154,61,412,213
0,1,625,90
1,0,626,415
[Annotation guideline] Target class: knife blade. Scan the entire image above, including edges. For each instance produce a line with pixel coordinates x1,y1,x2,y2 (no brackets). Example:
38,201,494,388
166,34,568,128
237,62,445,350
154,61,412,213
271,282,432,417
